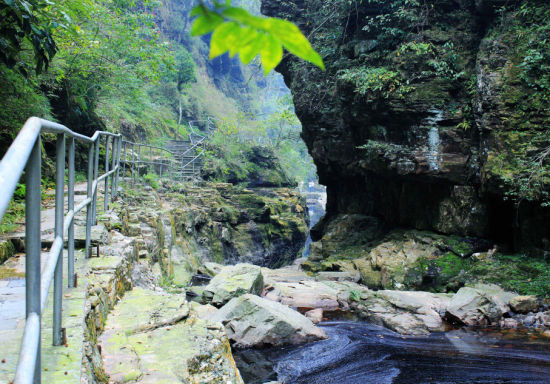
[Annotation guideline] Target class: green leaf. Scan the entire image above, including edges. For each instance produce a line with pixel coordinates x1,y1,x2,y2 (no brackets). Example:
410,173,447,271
190,12,223,36
260,35,282,75
190,4,324,74
268,19,325,70
236,28,262,64
210,21,241,59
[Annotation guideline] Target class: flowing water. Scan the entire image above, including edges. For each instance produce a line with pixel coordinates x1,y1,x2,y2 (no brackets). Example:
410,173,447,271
235,321,550,384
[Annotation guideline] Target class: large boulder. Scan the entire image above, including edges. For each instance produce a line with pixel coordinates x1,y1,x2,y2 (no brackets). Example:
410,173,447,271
445,284,516,326
210,294,327,348
509,295,539,314
353,289,451,335
263,279,342,312
202,263,264,307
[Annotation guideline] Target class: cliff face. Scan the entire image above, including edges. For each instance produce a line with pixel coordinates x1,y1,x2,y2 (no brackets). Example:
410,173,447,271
261,0,550,254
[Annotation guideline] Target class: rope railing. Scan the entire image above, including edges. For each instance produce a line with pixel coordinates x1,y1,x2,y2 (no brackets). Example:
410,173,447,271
0,117,122,384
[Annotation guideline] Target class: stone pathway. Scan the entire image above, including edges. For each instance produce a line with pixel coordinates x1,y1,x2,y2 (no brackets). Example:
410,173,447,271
3,182,107,247
0,250,89,383
0,182,107,383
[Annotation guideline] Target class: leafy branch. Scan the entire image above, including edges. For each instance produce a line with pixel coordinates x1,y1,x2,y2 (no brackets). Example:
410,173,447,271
190,1,324,75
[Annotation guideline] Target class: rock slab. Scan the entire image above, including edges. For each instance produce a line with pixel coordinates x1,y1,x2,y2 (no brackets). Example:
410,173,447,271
446,284,516,326
211,294,327,348
202,263,264,306
100,287,243,383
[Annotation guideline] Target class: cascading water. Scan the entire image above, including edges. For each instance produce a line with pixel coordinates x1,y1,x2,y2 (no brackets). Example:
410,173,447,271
300,181,326,257
424,109,443,172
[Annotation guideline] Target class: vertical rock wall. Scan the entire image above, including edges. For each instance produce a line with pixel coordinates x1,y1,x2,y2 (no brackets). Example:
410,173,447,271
261,0,550,254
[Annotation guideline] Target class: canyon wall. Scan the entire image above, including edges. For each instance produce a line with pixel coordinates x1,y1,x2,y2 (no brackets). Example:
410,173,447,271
262,0,550,254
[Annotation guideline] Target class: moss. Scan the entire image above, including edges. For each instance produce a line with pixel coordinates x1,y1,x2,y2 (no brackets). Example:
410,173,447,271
0,266,25,279
469,253,550,297
445,236,474,257
0,240,15,264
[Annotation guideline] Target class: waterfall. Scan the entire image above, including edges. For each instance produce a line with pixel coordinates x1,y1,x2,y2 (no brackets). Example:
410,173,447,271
424,109,443,172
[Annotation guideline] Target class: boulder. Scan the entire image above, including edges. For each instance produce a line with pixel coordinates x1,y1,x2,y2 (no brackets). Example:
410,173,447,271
202,263,264,307
200,262,224,276
353,290,451,335
210,294,327,348
509,295,539,313
446,284,516,326
265,280,341,311
305,308,324,324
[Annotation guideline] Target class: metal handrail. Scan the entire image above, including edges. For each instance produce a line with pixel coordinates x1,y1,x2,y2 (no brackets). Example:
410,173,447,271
120,140,182,181
0,117,122,384
121,137,206,181
180,136,206,157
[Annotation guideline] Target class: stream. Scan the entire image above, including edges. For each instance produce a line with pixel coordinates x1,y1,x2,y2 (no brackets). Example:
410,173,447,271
234,321,550,384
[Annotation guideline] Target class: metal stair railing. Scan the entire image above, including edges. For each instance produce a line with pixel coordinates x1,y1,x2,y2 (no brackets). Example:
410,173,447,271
0,117,122,384
120,140,179,182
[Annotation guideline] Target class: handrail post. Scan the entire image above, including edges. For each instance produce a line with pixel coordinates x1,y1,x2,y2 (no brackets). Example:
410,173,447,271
110,137,117,202
93,137,100,225
122,141,127,180
67,137,75,288
25,137,42,383
137,144,141,181
115,137,122,194
149,145,153,174
104,136,110,212
53,134,65,346
85,142,94,259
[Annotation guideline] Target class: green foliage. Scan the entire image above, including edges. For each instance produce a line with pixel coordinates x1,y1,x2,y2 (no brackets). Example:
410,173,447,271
516,4,550,105
349,289,361,302
13,183,26,200
339,67,410,100
0,63,52,154
143,172,160,189
190,1,324,74
0,200,24,234
202,97,317,186
486,132,550,206
469,253,550,297
358,140,402,161
0,0,59,75
482,3,550,206
174,47,195,91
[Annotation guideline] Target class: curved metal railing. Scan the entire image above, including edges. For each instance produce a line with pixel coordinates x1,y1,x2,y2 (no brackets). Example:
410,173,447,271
0,116,214,382
0,117,122,384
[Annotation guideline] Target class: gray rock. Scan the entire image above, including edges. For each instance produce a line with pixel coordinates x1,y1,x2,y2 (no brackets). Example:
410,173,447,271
509,295,539,313
316,271,361,283
200,262,224,276
305,308,324,324
210,294,327,348
202,263,264,307
523,315,535,326
446,284,515,326
354,289,451,335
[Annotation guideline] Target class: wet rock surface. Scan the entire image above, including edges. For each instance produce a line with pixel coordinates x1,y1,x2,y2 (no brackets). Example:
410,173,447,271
163,182,309,268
